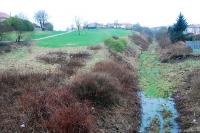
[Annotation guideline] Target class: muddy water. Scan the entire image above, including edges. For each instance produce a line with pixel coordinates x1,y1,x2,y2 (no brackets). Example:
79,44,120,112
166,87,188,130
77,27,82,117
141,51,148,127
139,92,180,133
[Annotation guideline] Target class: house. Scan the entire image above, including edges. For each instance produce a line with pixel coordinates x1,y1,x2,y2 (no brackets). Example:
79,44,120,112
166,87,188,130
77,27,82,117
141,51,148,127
84,23,105,29
119,23,133,30
32,23,42,31
0,12,9,22
187,24,200,34
106,23,115,28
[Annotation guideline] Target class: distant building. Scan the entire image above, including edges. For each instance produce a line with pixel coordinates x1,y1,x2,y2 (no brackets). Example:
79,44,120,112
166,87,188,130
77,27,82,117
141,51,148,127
187,24,200,34
106,23,115,28
84,23,105,29
119,23,133,30
32,23,42,31
0,12,9,22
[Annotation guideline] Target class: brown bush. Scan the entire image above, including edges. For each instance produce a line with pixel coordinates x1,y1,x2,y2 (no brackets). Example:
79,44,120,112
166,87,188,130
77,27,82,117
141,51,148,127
129,33,150,50
60,59,85,76
38,51,69,64
21,88,95,133
69,52,91,60
0,72,65,133
72,72,121,107
159,41,192,63
157,34,171,48
87,45,102,50
92,61,137,89
38,51,90,76
38,51,90,64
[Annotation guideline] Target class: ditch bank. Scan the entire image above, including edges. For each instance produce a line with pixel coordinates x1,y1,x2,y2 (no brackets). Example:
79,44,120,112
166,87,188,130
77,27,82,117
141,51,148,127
173,70,200,132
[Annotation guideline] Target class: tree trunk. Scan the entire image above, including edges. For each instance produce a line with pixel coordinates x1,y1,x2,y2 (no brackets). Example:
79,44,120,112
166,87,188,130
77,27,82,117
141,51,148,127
16,32,22,42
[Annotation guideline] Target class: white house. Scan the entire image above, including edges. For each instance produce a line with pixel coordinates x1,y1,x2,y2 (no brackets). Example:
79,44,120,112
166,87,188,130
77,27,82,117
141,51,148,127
187,24,200,34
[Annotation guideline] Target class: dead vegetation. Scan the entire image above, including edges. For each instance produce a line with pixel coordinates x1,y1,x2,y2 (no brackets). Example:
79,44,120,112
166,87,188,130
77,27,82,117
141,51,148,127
92,61,137,90
0,41,31,54
0,44,140,133
128,33,150,50
38,51,90,76
174,69,200,132
72,72,122,108
87,45,102,50
21,88,95,133
0,71,65,133
159,41,193,63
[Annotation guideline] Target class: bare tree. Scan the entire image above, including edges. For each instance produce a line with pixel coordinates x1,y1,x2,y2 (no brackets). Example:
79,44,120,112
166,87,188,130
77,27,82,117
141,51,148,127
17,13,28,20
114,20,119,29
34,10,48,31
75,16,81,35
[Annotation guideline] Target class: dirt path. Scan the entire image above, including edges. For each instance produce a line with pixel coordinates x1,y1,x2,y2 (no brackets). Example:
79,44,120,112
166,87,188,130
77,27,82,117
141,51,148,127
32,31,72,41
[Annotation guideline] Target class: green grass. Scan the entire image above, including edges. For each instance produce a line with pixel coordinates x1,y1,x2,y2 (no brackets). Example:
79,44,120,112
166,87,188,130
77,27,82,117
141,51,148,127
32,31,65,39
1,31,65,41
138,43,200,98
35,29,131,48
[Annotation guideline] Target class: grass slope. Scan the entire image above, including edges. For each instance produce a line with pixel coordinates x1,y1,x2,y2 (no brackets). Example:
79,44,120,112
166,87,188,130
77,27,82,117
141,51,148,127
35,29,131,48
32,31,65,39
2,31,65,41
139,43,200,98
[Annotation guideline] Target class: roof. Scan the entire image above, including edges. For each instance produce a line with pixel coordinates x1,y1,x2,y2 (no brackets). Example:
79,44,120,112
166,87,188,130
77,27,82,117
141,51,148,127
0,12,9,19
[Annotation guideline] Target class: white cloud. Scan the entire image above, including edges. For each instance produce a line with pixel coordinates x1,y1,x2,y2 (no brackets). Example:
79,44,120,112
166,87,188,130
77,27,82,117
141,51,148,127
0,0,199,30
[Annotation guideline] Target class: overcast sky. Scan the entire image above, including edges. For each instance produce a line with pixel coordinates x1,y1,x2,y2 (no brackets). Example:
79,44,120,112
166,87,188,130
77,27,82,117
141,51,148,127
0,0,199,30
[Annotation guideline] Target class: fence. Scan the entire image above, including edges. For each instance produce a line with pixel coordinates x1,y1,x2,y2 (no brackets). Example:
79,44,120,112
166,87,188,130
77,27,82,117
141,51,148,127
186,41,200,49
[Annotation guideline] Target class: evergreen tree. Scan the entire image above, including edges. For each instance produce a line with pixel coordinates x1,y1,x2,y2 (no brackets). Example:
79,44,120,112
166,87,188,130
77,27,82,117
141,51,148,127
169,13,188,43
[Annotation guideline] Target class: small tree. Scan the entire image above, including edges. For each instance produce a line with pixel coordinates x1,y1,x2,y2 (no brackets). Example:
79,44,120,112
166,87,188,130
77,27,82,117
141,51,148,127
5,17,33,42
34,10,48,31
169,13,188,43
75,17,81,35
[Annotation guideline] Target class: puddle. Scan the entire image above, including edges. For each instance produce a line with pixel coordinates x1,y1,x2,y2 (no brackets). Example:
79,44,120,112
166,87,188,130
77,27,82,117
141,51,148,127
139,91,179,133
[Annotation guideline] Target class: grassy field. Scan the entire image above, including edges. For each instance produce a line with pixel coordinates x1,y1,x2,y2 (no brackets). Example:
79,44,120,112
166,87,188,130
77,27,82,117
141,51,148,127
2,31,65,41
139,43,200,98
31,31,65,39
35,29,131,48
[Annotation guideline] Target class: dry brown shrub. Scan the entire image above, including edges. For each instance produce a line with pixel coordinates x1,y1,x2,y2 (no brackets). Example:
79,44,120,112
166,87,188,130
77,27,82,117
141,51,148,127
92,61,137,90
21,88,96,133
159,41,192,63
157,34,171,48
129,33,150,50
87,45,102,50
72,72,122,107
38,51,90,76
0,72,65,133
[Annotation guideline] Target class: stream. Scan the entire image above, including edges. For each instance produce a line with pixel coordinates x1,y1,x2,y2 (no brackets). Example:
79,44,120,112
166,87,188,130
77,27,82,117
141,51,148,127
139,92,180,133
